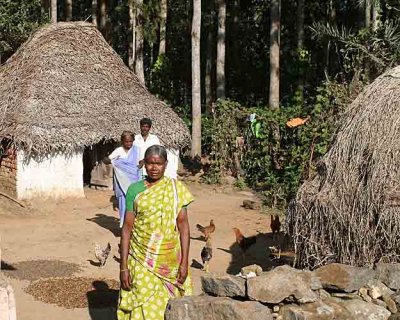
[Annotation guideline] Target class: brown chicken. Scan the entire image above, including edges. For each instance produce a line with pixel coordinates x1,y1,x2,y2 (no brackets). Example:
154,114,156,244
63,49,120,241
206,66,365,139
196,219,215,239
233,228,257,259
270,215,281,240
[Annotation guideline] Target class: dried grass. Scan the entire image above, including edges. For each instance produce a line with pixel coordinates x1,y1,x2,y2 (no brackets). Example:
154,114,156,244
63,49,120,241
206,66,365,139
0,22,190,153
287,66,400,269
25,277,119,309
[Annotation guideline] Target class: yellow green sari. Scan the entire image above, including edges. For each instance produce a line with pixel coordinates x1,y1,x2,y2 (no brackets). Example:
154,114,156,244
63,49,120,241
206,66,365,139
117,177,194,320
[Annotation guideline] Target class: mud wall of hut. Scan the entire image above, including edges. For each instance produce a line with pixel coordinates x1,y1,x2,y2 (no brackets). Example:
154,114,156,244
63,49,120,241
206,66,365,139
0,147,18,198
16,150,85,199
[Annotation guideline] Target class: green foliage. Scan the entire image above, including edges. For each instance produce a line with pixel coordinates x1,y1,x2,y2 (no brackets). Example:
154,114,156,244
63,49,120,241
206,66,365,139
0,0,47,58
242,83,345,208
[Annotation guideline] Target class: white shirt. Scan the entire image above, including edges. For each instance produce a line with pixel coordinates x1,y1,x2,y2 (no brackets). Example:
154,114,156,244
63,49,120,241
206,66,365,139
108,146,129,160
135,133,161,161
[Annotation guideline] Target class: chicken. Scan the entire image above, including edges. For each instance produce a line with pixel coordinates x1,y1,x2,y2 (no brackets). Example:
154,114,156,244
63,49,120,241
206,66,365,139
270,215,281,240
233,227,257,259
201,236,213,272
196,219,215,239
95,242,111,267
286,116,310,128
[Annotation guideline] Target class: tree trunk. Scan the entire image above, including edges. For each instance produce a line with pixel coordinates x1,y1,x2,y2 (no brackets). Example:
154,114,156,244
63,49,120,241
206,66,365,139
371,2,379,31
296,0,305,100
128,0,136,71
66,0,72,21
92,0,98,27
205,29,213,113
216,0,226,100
135,0,145,85
51,0,57,23
100,0,106,31
159,0,167,55
365,0,371,28
268,0,280,109
191,0,202,157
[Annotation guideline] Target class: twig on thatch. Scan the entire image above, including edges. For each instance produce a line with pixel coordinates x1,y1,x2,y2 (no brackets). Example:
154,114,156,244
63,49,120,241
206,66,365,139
0,191,25,207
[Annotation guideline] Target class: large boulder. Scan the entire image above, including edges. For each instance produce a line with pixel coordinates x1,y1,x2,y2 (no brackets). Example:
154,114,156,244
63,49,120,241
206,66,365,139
315,263,376,292
376,264,400,290
247,265,322,304
0,274,16,320
201,274,246,298
340,299,391,320
165,296,273,320
281,298,391,320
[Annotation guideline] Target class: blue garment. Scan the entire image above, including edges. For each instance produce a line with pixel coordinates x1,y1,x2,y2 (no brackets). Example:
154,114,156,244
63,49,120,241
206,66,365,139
112,146,141,227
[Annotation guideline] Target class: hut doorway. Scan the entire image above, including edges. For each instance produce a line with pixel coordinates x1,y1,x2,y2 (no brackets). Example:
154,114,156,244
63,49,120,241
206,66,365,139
83,141,116,189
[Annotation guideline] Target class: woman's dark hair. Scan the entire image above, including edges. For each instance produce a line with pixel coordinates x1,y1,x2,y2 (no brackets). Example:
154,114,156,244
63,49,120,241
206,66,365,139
140,118,152,127
121,130,134,141
144,145,167,161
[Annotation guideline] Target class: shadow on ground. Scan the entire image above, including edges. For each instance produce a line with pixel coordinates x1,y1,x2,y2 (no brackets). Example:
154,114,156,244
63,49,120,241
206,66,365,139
87,280,118,320
221,232,286,275
87,213,120,237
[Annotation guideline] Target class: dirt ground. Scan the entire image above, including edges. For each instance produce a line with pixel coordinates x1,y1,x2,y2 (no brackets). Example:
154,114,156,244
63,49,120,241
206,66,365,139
0,182,279,320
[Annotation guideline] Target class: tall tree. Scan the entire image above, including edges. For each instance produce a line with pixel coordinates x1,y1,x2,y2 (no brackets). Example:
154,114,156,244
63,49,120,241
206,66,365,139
92,0,97,27
66,0,72,21
191,0,202,157
205,29,213,112
216,0,226,100
128,0,136,70
51,0,57,23
100,0,106,31
135,0,145,84
365,0,371,28
296,0,305,99
159,0,167,55
269,0,280,109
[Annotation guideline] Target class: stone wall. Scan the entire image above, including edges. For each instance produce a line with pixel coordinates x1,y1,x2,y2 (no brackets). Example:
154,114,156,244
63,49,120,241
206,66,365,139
166,263,400,320
0,147,17,198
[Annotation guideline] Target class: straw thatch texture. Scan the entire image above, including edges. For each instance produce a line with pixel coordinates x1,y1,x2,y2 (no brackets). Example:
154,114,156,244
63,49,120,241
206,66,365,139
0,22,190,153
287,65,400,269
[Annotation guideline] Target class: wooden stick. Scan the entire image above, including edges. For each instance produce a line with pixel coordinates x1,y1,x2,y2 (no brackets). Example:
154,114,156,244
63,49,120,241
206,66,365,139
0,191,25,208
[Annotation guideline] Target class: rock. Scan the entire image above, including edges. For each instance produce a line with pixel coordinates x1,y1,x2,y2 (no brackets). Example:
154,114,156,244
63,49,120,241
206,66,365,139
201,273,246,298
392,294,400,307
242,200,261,210
359,287,372,303
247,265,321,304
280,299,352,320
0,274,16,320
372,299,388,308
367,280,395,299
318,289,332,299
331,292,362,300
165,296,273,320
315,263,376,292
376,264,400,290
241,264,263,277
340,299,391,319
273,305,280,313
383,295,398,314
389,313,400,320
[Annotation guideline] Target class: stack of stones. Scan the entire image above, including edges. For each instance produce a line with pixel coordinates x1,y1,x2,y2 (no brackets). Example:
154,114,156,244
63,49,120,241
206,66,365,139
166,263,400,320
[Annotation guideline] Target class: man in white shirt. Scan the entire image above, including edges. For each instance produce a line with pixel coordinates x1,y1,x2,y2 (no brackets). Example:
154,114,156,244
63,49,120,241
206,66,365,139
135,118,161,178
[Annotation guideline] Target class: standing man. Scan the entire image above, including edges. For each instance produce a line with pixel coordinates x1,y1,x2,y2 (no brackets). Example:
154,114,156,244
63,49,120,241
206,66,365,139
135,118,161,178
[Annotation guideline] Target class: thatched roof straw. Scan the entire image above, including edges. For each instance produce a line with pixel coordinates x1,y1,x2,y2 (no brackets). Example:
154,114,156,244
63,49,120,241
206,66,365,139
287,65,400,269
0,22,190,153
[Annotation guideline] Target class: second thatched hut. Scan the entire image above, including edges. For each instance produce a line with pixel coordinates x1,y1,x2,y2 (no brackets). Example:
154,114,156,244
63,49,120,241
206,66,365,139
287,65,400,269
0,22,190,200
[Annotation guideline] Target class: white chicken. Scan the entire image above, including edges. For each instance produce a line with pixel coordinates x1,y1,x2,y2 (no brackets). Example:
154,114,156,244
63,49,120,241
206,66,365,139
95,242,111,267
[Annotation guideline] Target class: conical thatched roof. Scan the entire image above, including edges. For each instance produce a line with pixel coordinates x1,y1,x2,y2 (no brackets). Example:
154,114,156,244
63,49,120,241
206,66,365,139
0,22,190,153
287,65,400,269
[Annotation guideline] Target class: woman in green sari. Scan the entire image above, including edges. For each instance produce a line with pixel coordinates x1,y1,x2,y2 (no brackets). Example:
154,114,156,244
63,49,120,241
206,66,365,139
117,145,193,320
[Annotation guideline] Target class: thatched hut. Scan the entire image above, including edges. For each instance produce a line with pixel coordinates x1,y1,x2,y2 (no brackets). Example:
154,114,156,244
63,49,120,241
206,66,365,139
287,66,400,269
0,22,190,200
